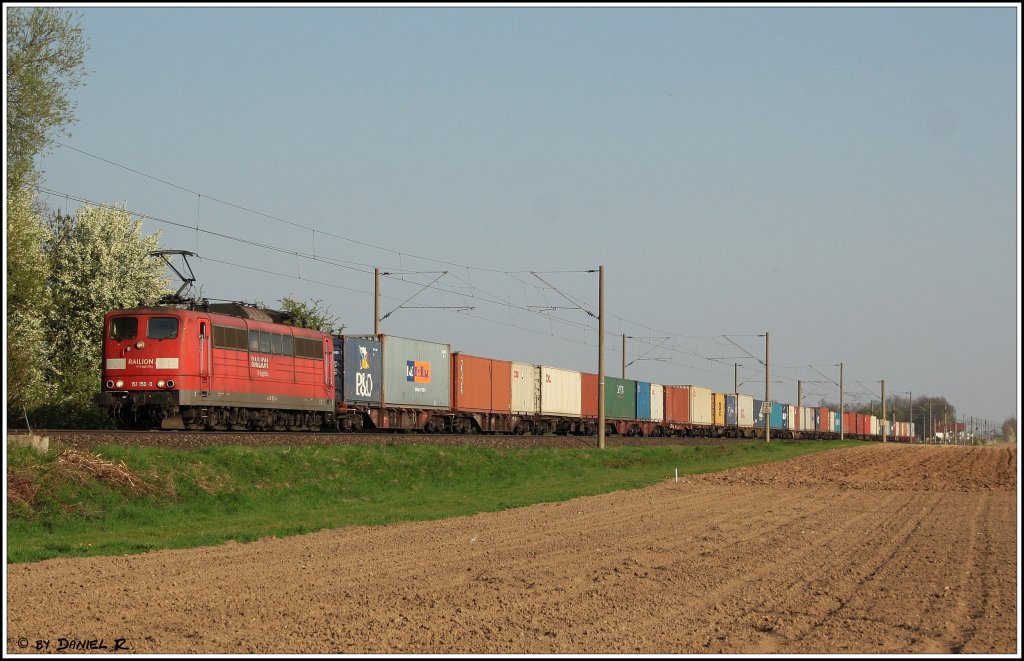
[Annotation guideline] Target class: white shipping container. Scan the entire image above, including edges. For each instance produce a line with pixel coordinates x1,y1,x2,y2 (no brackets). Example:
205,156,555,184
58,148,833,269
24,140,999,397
511,362,537,414
538,366,582,416
829,411,836,432
687,386,712,425
649,384,664,422
786,405,797,430
737,394,754,428
870,416,878,436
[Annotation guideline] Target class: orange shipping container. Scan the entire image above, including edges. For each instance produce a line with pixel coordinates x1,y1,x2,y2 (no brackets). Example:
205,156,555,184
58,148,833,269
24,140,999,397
664,385,691,424
451,353,512,413
581,372,598,418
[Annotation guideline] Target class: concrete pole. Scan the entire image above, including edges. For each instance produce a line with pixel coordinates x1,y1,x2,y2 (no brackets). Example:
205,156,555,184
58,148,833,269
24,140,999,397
909,391,912,442
735,363,739,435
598,265,605,450
622,334,626,379
839,362,844,441
765,332,770,445
374,267,381,336
881,379,886,443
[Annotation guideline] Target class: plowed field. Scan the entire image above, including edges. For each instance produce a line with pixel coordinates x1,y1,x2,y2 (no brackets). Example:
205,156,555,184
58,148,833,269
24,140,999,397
6,443,1018,654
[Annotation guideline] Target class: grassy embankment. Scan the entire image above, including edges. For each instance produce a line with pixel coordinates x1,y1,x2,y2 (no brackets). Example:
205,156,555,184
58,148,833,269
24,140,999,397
7,440,863,563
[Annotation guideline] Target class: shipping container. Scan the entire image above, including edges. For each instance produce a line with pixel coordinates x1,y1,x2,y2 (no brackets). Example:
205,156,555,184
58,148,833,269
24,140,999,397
451,353,511,413
712,393,726,426
870,416,878,436
725,394,737,426
604,376,637,419
337,336,382,404
511,362,537,414
832,411,839,434
664,385,691,424
786,404,797,431
770,402,787,430
737,394,754,428
636,382,653,421
687,386,713,425
842,411,853,434
380,335,451,408
539,366,582,416
818,407,830,433
753,398,766,429
649,384,664,422
581,372,598,418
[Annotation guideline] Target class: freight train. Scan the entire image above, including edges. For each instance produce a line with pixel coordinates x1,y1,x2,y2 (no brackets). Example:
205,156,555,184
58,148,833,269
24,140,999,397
96,303,916,441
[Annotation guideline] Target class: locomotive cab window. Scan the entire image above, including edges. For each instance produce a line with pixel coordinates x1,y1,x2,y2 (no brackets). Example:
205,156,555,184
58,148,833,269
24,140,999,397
109,317,138,340
147,317,179,339
248,330,260,352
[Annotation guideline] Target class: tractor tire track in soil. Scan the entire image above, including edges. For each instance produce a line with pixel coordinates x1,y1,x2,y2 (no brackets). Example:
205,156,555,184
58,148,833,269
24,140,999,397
5,443,1017,654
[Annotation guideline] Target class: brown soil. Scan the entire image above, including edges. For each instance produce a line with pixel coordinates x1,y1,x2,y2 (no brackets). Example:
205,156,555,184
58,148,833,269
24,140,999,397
5,443,1017,654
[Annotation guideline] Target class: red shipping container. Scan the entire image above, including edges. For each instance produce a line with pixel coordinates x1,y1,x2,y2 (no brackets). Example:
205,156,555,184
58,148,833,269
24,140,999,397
663,385,691,424
818,407,830,432
843,411,853,434
451,353,511,413
581,372,598,418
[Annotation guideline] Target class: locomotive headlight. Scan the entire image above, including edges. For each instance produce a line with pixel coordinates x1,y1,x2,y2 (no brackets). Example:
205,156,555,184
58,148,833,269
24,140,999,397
167,379,175,388
157,380,166,388
136,341,145,349
115,380,124,388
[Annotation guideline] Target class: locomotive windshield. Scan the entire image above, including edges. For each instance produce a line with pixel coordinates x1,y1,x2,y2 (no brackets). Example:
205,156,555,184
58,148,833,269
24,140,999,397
147,317,179,339
109,317,138,340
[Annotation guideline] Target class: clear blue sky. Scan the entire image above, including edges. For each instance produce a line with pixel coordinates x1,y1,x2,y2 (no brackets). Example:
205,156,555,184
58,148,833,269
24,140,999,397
21,4,1021,427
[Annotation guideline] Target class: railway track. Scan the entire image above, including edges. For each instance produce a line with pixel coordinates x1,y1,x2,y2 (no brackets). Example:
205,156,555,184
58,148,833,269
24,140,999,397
15,429,792,451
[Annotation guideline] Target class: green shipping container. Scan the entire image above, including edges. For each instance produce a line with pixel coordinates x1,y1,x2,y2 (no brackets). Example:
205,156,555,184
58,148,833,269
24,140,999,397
604,376,637,419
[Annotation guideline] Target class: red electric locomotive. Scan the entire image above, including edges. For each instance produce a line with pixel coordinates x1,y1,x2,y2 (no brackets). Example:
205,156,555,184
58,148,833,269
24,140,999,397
96,303,335,430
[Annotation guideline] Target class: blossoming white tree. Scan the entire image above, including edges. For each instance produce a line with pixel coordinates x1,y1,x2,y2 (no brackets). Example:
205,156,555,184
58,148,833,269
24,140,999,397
42,203,170,424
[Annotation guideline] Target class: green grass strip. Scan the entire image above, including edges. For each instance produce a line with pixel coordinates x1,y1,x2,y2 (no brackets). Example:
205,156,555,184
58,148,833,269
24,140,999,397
7,440,863,564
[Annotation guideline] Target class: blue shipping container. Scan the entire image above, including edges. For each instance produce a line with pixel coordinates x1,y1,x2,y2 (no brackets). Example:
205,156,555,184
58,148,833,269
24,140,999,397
636,382,652,421
336,336,382,404
725,394,737,426
770,402,787,430
753,399,766,429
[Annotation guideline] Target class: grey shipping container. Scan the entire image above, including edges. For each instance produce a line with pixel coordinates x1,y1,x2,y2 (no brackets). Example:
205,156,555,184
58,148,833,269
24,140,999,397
339,336,382,404
381,335,451,408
